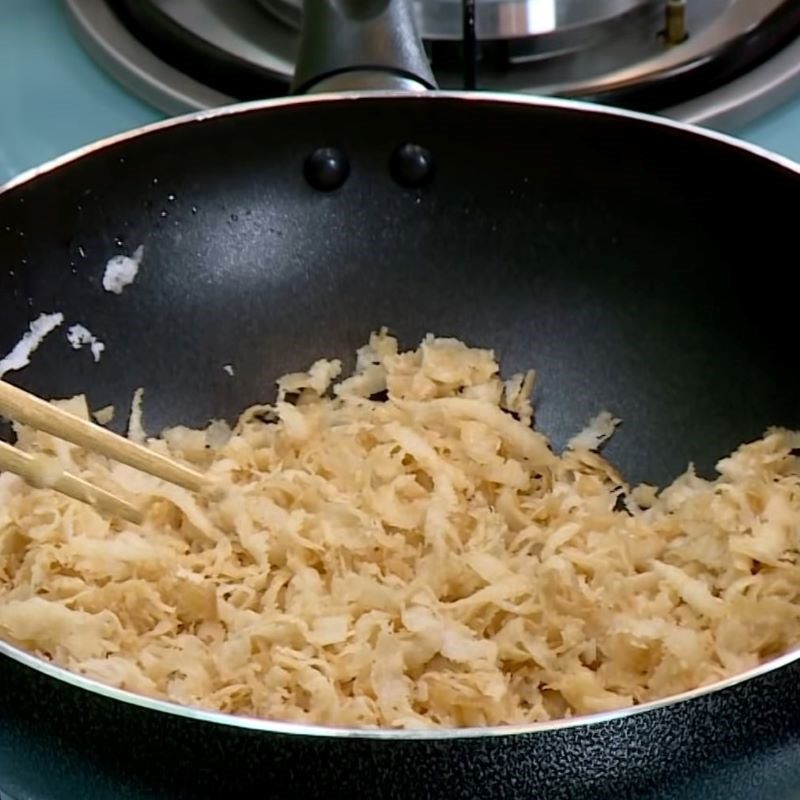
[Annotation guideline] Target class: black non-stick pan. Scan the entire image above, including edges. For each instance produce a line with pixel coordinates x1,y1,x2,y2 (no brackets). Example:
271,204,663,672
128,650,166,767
0,1,799,798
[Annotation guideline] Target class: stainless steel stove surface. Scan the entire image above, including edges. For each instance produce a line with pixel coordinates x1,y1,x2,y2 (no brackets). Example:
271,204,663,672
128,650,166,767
65,0,800,127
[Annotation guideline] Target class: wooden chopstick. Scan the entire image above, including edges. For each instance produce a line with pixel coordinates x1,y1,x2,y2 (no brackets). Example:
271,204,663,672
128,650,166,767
0,380,209,493
0,440,144,524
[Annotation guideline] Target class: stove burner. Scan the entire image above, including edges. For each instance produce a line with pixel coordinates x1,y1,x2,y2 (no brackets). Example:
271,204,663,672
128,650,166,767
254,0,659,41
65,0,800,128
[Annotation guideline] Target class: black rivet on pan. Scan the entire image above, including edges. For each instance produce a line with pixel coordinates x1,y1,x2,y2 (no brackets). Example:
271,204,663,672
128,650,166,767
304,147,350,192
390,143,434,188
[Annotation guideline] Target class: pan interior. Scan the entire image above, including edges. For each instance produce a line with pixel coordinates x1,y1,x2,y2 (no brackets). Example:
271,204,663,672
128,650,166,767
0,95,797,488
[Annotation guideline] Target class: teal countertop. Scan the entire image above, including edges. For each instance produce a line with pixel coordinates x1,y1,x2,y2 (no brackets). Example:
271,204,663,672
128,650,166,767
1,0,800,183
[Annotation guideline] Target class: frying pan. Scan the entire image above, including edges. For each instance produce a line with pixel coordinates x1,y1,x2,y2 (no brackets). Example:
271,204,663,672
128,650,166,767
1,2,800,798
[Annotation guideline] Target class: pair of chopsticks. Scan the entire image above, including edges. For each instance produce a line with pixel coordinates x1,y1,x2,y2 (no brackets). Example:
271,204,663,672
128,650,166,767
0,381,211,524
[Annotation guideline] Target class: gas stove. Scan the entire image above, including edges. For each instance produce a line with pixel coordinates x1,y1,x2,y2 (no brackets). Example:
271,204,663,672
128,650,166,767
65,0,800,126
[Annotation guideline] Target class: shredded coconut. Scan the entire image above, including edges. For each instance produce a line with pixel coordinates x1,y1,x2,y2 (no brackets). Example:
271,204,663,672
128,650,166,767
0,330,799,730
94,405,115,426
223,364,235,377
102,245,144,295
66,324,105,363
0,312,64,378
127,388,146,444
568,410,621,452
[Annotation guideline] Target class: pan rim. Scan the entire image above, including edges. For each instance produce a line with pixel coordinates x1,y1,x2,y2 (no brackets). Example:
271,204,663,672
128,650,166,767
1,90,799,200
2,632,800,739
1,90,800,740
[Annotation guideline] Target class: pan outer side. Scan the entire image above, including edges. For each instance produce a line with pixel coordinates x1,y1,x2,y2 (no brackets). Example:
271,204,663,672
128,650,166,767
0,651,799,799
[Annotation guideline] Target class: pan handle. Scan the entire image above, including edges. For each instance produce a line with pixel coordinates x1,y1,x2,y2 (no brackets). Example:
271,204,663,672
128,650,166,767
292,0,437,93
